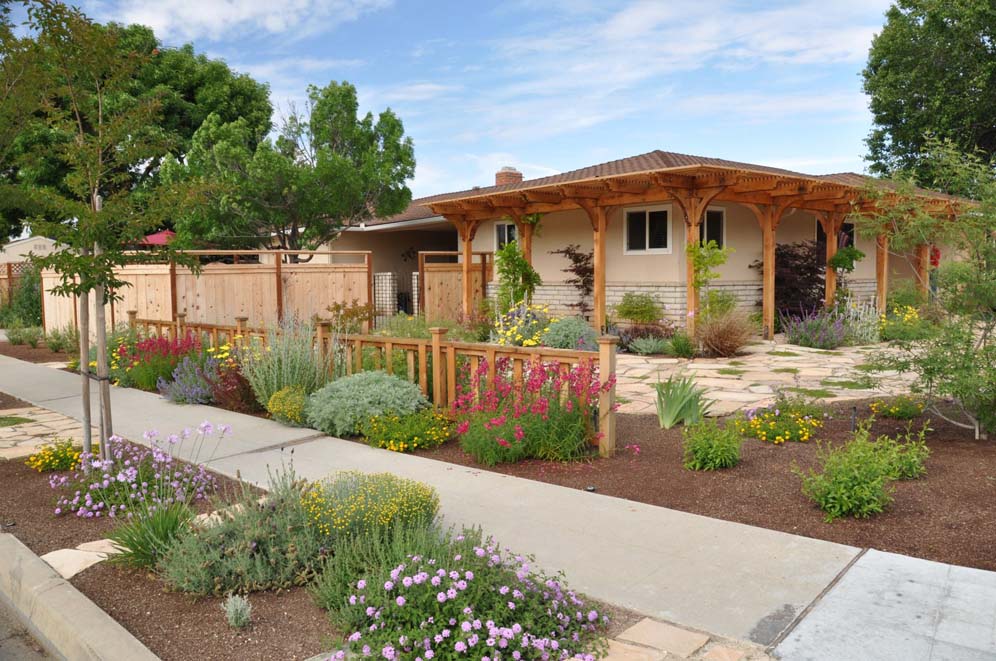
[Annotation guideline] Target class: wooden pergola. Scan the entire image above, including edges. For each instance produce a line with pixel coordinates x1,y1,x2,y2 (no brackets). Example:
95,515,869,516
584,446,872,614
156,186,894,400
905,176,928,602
425,155,961,337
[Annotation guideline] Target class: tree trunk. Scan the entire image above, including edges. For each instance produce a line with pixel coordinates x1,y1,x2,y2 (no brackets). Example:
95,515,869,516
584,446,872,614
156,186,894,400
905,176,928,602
77,268,92,458
93,242,113,460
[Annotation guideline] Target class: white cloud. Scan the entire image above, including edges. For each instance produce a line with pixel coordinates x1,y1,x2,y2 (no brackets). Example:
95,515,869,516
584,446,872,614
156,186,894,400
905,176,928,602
237,57,364,80
410,152,560,198
94,0,391,42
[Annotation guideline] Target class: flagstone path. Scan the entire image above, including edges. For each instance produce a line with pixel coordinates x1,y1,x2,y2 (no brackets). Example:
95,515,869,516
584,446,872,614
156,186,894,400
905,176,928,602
0,406,97,460
614,340,914,416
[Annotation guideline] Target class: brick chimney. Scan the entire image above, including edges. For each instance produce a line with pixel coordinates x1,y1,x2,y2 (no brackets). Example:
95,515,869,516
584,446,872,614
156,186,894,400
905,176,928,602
495,166,523,186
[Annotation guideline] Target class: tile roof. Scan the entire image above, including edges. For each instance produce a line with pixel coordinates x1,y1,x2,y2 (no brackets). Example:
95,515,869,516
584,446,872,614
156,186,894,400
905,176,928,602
367,149,953,227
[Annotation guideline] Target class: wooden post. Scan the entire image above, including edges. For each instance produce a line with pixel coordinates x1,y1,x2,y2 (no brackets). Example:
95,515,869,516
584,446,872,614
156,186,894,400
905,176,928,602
417,252,426,315
685,216,701,335
274,251,284,321
235,316,247,337
597,336,617,458
429,327,447,407
587,205,608,332
176,312,186,336
462,229,474,316
915,243,930,297
480,252,487,305
822,213,842,308
876,233,890,313
168,259,178,321
5,263,12,304
761,214,776,338
127,310,137,330
521,222,534,266
365,252,374,330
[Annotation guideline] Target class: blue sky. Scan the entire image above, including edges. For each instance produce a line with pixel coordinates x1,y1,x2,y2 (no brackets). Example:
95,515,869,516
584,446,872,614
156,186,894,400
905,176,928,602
81,0,894,198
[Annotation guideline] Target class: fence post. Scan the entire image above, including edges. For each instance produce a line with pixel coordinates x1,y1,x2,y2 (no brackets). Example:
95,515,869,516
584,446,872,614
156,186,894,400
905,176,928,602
235,316,248,349
126,310,137,330
176,312,186,337
429,327,448,407
597,336,618,458
274,251,284,321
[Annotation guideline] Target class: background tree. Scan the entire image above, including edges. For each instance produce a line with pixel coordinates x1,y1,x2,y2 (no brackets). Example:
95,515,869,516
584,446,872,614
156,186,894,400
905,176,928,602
863,0,996,184
14,0,199,456
2,16,271,242
169,81,415,252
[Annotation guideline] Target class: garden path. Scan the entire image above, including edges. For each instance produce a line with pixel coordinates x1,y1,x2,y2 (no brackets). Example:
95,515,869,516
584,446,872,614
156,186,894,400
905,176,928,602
615,340,915,416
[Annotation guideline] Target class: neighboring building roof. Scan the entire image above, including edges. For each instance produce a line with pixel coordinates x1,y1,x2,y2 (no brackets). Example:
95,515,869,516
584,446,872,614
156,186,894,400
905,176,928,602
139,230,176,246
367,148,958,229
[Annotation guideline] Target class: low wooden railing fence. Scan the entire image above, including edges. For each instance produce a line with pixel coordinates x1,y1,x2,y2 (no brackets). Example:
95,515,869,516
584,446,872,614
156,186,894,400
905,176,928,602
126,311,617,456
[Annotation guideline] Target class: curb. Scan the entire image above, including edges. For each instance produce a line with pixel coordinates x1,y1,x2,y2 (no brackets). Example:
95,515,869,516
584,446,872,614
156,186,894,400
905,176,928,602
0,533,159,661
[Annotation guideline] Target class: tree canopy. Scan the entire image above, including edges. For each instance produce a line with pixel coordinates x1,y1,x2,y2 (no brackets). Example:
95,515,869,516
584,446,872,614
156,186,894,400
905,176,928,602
0,12,271,243
168,81,415,251
863,0,996,185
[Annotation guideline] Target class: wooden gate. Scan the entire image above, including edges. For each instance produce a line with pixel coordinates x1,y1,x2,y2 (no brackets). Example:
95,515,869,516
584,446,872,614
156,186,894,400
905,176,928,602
418,251,492,321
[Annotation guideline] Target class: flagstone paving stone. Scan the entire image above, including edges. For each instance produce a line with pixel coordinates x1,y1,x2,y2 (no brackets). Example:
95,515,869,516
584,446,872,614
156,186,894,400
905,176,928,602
0,405,97,459
614,340,914,415
619,618,710,658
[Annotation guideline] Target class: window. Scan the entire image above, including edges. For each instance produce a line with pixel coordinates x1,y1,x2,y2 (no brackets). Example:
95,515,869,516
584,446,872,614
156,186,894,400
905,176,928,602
699,208,725,248
816,219,856,249
495,222,517,250
624,206,670,253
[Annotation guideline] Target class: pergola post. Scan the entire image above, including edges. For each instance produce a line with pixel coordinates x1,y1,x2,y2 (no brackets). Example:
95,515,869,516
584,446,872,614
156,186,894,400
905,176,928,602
746,202,793,340
671,186,727,336
915,243,930,297
508,211,534,266
579,203,609,331
820,212,844,307
876,233,890,313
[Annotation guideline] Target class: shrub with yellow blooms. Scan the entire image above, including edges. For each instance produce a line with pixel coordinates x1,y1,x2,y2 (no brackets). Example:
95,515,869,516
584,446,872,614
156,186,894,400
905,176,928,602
302,471,438,539
25,438,87,472
361,409,452,453
870,395,925,420
735,398,825,444
267,386,307,426
493,302,555,347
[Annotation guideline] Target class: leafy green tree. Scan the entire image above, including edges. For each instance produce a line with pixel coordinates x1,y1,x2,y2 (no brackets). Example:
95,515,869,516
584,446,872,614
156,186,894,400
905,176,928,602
495,240,541,312
1,15,271,240
863,0,996,183
12,0,200,455
169,81,415,252
855,138,996,438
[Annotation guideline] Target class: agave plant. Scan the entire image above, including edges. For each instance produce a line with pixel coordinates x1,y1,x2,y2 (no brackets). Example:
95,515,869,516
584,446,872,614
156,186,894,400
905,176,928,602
653,375,712,429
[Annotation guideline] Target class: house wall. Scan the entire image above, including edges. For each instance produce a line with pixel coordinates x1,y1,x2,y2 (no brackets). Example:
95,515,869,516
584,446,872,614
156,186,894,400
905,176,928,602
323,229,456,294
0,236,56,263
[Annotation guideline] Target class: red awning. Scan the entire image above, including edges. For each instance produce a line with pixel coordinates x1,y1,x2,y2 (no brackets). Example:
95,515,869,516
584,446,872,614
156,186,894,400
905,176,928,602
139,230,175,246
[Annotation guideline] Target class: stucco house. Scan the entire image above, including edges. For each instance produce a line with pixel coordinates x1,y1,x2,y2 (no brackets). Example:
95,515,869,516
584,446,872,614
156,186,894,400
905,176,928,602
0,235,57,263
326,150,960,337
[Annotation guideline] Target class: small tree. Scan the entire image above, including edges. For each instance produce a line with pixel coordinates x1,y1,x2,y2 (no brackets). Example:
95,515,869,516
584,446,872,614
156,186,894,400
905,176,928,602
14,2,198,456
854,138,996,438
549,244,593,314
750,242,825,317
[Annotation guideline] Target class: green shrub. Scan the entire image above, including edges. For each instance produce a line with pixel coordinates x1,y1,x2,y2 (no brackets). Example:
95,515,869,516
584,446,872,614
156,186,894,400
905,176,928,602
736,396,825,444
615,321,676,352
302,471,439,540
614,292,662,324
107,503,193,569
222,594,252,629
887,280,927,312
543,316,597,351
25,438,84,472
628,336,669,355
701,290,738,320
667,331,697,358
161,466,325,595
495,240,542,313
0,263,42,327
683,419,743,470
654,375,711,429
318,526,609,660
360,409,452,452
240,318,332,407
796,425,897,522
877,423,931,480
306,371,427,436
266,385,307,426
870,395,924,420
44,324,79,353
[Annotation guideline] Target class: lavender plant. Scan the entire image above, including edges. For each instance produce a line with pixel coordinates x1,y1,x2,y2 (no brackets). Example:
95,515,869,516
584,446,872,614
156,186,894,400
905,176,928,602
780,308,847,350
321,528,609,660
49,424,224,519
158,355,220,404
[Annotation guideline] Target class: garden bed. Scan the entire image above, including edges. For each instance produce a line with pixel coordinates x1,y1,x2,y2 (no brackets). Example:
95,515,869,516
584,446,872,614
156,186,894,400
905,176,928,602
413,402,996,572
0,458,335,661
0,339,70,364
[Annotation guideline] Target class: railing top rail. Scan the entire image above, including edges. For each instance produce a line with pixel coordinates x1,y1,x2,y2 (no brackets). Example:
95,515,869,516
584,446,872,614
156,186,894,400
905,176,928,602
444,340,594,360
342,333,430,347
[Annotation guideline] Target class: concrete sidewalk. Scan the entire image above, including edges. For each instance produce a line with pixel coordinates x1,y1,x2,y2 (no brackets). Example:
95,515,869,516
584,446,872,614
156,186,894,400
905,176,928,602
3,354,995,660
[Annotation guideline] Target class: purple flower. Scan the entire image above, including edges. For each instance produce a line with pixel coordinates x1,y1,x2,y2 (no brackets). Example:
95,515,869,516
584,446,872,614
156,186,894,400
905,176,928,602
357,580,367,589
395,596,406,607
454,642,467,653
384,581,394,591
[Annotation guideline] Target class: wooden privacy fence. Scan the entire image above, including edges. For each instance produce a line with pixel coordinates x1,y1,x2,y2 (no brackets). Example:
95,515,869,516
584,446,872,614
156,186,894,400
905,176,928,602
126,313,618,457
42,250,373,336
418,251,492,321
0,262,27,306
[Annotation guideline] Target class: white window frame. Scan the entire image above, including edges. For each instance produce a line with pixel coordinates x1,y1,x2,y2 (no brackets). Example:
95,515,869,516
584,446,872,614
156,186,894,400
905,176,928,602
699,206,727,248
494,222,517,251
623,204,673,255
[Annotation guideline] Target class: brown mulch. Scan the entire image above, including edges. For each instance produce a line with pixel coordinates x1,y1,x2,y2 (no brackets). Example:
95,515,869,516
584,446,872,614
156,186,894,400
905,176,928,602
416,402,996,571
0,390,30,411
0,340,70,364
0,458,334,660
